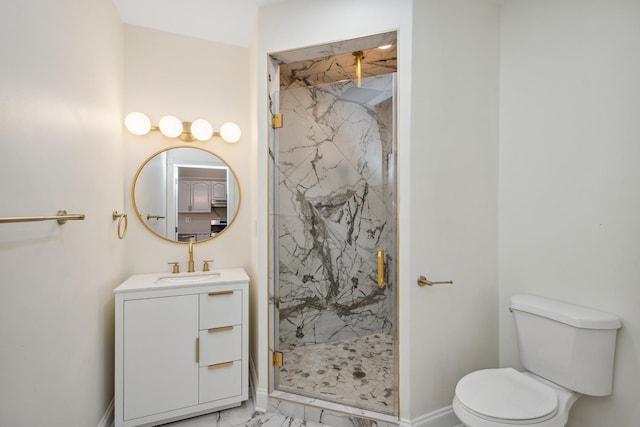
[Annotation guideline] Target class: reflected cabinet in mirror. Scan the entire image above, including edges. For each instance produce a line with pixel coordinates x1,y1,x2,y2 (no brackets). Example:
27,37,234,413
132,147,241,243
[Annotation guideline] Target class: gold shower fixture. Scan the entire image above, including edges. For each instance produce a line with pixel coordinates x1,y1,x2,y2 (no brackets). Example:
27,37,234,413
353,51,363,87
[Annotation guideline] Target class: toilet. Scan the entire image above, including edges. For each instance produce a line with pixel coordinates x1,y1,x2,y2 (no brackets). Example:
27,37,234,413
453,294,621,427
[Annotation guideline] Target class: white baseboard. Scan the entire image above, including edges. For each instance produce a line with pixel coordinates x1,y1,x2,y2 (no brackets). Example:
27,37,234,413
98,398,114,427
406,405,461,427
249,355,258,405
254,388,270,412
249,356,270,412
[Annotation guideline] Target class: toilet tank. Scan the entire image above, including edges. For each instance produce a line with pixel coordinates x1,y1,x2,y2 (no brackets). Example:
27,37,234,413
510,294,621,396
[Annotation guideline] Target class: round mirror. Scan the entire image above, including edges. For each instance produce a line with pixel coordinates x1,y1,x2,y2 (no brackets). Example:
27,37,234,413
132,147,241,244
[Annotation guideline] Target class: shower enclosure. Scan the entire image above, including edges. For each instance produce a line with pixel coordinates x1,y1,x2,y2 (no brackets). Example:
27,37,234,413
269,69,398,415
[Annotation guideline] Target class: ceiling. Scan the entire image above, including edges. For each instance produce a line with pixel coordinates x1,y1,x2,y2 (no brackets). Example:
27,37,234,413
112,0,287,47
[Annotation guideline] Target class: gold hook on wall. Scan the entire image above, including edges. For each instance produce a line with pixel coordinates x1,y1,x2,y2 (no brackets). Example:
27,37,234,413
112,211,128,240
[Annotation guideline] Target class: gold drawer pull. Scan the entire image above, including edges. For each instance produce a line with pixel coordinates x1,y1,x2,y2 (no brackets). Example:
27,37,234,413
208,290,234,297
208,361,234,370
208,326,234,333
196,338,200,363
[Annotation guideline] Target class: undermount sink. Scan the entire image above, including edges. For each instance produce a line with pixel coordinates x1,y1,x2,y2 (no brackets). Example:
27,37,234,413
155,272,221,284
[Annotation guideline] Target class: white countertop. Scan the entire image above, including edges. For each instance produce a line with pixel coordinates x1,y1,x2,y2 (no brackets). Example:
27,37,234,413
114,267,249,294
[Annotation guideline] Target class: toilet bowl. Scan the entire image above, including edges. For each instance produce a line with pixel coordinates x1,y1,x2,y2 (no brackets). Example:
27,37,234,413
453,368,579,427
452,294,621,427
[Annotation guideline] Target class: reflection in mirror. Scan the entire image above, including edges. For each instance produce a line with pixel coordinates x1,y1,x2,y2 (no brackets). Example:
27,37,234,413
132,147,240,243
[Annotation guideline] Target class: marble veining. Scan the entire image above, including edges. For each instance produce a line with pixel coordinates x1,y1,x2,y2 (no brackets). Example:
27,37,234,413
269,38,398,418
161,397,332,427
279,48,397,90
275,74,396,349
271,32,396,65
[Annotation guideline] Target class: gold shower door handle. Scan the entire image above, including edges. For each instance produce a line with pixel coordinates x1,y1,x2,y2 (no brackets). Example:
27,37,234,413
377,248,385,289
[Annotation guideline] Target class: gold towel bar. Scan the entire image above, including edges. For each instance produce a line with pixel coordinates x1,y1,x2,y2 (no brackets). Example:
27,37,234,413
146,214,166,220
0,210,85,225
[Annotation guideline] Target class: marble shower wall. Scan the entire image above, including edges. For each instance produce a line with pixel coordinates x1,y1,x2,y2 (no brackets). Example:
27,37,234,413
278,47,397,89
274,72,396,349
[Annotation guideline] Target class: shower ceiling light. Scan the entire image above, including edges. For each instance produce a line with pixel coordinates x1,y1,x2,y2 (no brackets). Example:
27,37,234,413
378,44,393,50
124,112,241,143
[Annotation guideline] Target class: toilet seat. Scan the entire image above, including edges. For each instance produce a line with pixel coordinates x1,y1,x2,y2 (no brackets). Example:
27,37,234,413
455,368,558,424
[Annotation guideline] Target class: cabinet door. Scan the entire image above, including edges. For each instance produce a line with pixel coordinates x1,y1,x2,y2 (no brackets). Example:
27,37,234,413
191,181,211,213
177,180,191,213
123,295,199,421
211,181,226,200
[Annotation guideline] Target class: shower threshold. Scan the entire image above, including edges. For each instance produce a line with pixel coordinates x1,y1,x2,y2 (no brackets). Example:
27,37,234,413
268,390,399,427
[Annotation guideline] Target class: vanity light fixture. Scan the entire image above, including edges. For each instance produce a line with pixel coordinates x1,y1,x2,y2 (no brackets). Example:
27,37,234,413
124,112,241,143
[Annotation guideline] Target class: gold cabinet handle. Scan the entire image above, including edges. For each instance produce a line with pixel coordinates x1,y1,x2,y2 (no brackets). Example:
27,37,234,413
377,248,385,289
208,361,234,370
208,326,233,333
208,290,233,296
417,275,453,287
196,338,200,363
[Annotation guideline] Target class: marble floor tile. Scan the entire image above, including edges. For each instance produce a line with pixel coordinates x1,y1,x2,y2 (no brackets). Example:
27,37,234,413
277,333,395,414
160,398,334,427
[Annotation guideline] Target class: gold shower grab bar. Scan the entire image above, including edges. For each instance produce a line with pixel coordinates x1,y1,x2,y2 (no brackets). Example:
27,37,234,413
0,210,85,225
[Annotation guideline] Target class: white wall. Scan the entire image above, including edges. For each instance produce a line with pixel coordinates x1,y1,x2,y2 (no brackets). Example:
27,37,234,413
0,1,125,426
255,0,500,423
499,1,640,425
122,23,255,371
410,0,500,418
122,26,252,273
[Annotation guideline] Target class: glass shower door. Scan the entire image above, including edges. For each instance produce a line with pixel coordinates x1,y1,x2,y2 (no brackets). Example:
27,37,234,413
272,73,397,414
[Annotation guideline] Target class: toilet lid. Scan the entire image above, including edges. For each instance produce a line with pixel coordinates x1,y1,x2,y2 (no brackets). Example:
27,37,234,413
455,368,558,421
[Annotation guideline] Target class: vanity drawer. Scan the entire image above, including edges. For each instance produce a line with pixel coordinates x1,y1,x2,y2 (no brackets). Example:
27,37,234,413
199,290,242,329
198,325,241,366
199,360,241,403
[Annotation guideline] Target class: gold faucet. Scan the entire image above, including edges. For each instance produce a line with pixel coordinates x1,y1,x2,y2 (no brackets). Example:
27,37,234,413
187,242,195,273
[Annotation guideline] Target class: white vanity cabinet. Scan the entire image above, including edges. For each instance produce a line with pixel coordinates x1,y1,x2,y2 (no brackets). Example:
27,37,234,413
114,269,249,427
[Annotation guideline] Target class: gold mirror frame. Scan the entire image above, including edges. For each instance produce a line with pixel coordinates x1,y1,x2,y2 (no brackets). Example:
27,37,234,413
131,146,241,244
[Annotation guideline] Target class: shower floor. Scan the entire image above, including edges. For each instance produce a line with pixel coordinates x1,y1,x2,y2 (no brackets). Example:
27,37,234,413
277,333,395,414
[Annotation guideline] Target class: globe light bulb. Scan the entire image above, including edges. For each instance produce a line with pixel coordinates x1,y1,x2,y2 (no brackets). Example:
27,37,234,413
124,112,151,136
159,115,183,138
191,119,214,141
220,122,241,143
